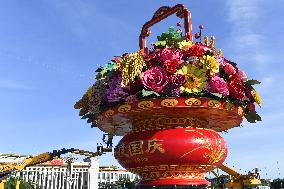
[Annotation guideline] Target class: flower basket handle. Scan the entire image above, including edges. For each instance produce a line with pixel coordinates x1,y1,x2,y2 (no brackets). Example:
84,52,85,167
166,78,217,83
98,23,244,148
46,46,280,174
139,4,193,53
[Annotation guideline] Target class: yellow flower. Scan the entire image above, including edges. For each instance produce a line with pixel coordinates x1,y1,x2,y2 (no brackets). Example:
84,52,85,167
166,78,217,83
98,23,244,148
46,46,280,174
120,51,146,87
200,55,219,75
178,40,193,51
178,64,207,93
251,89,262,107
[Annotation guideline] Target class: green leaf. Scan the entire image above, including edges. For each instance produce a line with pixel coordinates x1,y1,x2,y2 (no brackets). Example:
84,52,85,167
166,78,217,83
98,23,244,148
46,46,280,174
95,73,102,80
87,117,93,123
245,111,262,123
168,26,175,33
106,61,116,71
247,79,261,85
154,41,167,47
95,67,103,72
81,114,92,119
142,89,160,97
210,93,223,98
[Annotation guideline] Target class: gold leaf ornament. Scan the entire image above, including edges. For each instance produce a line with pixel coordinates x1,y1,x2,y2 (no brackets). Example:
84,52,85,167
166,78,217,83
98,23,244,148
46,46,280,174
251,89,262,107
120,51,146,87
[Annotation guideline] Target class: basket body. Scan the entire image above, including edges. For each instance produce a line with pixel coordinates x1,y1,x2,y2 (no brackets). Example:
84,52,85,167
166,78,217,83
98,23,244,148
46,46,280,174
115,127,227,186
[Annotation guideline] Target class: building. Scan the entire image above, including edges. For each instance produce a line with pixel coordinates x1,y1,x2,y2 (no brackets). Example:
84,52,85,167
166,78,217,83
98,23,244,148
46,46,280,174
98,166,138,184
0,154,138,189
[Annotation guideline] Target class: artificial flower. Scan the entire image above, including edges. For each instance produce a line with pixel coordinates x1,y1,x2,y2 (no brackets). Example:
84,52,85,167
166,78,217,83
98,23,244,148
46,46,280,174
178,64,207,93
187,44,205,57
128,80,144,95
200,55,219,76
89,78,109,113
163,86,182,96
120,51,146,87
251,89,262,107
228,75,245,100
224,62,237,76
163,59,180,73
157,48,183,64
106,61,117,72
178,40,193,51
248,103,256,111
125,95,138,104
157,48,184,73
162,74,186,96
74,87,92,116
208,76,229,96
169,74,186,88
141,66,168,93
106,75,128,103
215,55,225,67
236,70,248,82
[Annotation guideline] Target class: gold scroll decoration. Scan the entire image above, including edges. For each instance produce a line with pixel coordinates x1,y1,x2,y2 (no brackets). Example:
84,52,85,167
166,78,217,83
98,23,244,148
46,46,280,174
208,100,221,108
138,101,154,109
185,98,202,106
118,105,132,113
161,99,178,107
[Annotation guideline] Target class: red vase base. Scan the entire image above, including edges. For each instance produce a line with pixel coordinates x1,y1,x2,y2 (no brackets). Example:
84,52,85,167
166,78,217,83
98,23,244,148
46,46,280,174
138,178,210,186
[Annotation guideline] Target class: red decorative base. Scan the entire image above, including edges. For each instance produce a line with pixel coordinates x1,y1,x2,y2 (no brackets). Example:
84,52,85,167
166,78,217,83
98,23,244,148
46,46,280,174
139,178,210,186
115,127,227,186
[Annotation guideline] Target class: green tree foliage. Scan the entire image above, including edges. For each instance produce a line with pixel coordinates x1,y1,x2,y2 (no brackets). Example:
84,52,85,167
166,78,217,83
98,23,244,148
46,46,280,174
98,177,139,189
4,177,42,189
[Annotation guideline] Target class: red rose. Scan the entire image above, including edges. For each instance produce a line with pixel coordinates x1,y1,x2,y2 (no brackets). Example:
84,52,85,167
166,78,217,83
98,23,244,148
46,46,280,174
248,103,256,111
164,59,180,73
187,44,205,57
228,75,245,100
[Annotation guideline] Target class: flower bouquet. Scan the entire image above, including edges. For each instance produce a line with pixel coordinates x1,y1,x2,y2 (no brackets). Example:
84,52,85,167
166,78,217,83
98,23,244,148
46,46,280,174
75,26,261,129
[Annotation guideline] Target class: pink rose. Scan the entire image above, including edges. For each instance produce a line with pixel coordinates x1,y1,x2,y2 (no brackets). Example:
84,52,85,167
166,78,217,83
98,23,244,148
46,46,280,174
224,62,237,76
141,67,168,93
158,48,183,64
236,70,248,82
209,76,229,96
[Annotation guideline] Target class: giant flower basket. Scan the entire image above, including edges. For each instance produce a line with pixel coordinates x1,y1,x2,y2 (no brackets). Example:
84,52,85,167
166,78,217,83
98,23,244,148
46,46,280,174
75,4,261,188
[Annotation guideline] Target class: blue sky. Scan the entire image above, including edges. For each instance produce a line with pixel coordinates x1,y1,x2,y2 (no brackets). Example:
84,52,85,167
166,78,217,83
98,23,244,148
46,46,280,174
0,0,283,179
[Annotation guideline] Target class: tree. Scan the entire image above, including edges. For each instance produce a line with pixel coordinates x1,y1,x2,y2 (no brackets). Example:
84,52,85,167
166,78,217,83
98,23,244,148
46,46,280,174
114,177,139,189
4,177,42,189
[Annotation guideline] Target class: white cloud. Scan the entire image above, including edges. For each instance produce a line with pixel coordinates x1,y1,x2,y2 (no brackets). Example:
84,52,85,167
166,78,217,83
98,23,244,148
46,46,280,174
46,0,136,47
0,80,33,90
226,0,266,54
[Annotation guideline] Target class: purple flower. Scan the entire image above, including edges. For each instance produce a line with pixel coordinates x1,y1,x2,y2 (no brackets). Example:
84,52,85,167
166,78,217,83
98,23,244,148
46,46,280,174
106,75,128,102
141,66,168,93
163,86,182,96
208,76,229,96
170,74,186,88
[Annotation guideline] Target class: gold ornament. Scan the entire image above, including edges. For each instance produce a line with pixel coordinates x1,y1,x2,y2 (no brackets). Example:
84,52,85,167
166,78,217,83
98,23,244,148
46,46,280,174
209,36,215,49
217,49,223,56
204,36,209,46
